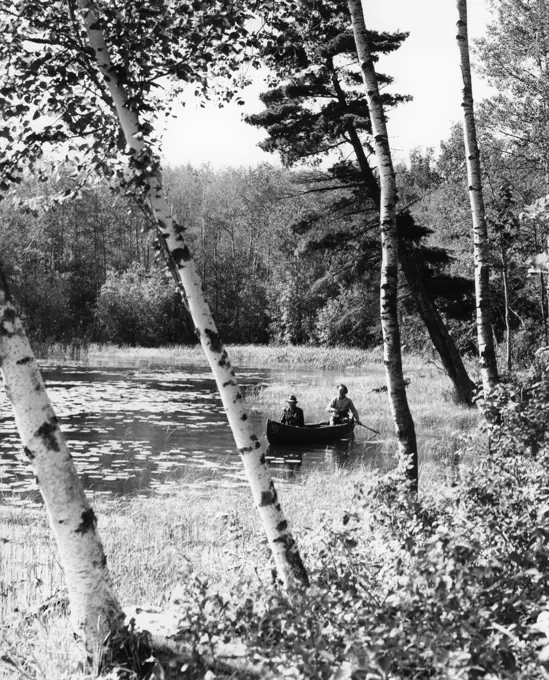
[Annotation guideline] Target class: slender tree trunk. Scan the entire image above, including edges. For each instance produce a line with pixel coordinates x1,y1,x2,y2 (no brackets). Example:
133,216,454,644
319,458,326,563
347,0,418,489
78,0,308,588
0,270,123,653
541,274,549,345
456,0,498,394
501,248,512,372
330,59,475,405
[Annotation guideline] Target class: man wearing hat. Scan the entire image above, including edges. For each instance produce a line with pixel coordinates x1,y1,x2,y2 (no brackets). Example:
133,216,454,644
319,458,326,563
280,395,305,427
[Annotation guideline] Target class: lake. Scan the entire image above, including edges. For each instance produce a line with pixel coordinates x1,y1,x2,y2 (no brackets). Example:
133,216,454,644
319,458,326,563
0,363,387,507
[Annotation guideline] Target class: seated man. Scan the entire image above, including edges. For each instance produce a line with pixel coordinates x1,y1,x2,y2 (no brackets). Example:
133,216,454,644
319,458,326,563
280,395,305,427
327,383,361,425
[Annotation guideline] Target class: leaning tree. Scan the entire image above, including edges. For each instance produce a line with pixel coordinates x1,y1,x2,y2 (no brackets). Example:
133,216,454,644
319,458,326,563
0,0,309,654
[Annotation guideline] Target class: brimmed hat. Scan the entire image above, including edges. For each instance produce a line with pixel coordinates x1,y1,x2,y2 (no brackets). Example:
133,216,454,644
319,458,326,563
287,395,298,403
337,384,348,394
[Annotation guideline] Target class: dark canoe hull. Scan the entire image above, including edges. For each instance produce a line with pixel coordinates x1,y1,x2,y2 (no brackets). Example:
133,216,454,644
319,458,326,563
266,419,355,445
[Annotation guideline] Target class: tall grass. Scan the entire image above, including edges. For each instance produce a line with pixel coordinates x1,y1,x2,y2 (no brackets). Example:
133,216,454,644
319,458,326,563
33,342,384,371
0,468,377,679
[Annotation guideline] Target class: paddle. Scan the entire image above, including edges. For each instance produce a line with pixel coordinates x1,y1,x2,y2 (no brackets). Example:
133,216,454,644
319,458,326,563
356,421,380,435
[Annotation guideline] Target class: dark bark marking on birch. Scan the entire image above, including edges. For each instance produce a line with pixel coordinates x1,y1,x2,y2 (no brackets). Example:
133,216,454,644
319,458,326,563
75,508,97,534
223,380,237,388
240,413,248,420
36,419,60,452
239,446,253,454
16,357,32,365
204,328,223,354
34,475,39,486
92,554,107,568
23,446,35,460
260,452,266,464
276,520,288,532
260,490,274,506
172,246,192,265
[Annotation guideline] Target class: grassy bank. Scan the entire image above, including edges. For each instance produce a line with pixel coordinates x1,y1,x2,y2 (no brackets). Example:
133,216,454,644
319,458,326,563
1,468,378,678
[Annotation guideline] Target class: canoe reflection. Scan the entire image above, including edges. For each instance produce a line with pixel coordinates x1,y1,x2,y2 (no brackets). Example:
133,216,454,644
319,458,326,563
266,435,356,480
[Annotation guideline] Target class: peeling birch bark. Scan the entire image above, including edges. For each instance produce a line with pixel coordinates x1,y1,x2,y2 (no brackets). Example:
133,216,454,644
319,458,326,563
348,0,418,488
77,0,308,588
0,272,123,652
456,0,499,394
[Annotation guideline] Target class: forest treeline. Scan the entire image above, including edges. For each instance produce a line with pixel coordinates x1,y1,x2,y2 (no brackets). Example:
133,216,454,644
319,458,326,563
1,143,545,365
1,0,548,371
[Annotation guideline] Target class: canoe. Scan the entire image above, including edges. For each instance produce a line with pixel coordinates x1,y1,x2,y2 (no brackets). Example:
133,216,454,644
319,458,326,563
266,419,355,445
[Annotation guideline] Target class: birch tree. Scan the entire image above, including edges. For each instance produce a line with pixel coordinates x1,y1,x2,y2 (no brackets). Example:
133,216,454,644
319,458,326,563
347,0,418,488
0,269,124,653
456,0,499,393
0,0,308,589
76,0,307,588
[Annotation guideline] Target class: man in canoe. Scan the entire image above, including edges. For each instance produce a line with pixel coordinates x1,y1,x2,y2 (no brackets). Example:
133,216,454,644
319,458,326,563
328,384,361,426
280,395,305,427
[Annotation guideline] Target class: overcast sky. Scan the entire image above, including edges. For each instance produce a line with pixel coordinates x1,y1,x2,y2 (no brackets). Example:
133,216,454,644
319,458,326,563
160,0,493,169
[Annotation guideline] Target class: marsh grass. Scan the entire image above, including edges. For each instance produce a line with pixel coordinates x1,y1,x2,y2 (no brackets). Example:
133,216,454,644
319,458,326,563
1,345,483,678
0,468,376,679
33,342,383,371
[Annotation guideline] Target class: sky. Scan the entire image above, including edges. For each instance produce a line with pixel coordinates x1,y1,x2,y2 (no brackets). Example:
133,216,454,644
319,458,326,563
160,0,493,169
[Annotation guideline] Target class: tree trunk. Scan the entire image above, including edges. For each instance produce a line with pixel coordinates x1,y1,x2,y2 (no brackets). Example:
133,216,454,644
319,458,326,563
78,0,308,589
0,270,124,652
347,0,418,489
329,58,475,405
541,274,549,345
456,0,499,393
501,247,512,372
398,240,476,403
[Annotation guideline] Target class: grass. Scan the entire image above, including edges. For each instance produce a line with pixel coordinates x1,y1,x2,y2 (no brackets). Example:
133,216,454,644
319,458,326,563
0,468,377,679
33,341,384,371
0,344,483,678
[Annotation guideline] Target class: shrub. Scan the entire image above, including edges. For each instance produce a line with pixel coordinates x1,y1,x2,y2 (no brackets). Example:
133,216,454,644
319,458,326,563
95,264,195,346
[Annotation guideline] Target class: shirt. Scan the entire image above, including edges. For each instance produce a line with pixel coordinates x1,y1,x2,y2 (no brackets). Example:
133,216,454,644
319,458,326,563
329,396,359,421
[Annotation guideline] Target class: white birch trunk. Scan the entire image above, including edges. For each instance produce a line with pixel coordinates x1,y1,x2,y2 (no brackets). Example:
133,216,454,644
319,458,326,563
456,0,498,394
0,273,123,652
348,0,418,487
77,0,308,588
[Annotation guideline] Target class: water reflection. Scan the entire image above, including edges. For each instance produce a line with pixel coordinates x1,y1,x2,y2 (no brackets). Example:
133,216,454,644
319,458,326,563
0,364,387,506
265,433,382,482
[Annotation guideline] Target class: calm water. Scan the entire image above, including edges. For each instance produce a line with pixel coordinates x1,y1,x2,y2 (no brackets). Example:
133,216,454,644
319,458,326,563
0,364,385,506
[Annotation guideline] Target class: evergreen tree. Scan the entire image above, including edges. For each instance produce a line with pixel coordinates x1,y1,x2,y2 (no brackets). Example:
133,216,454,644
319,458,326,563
247,0,476,403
